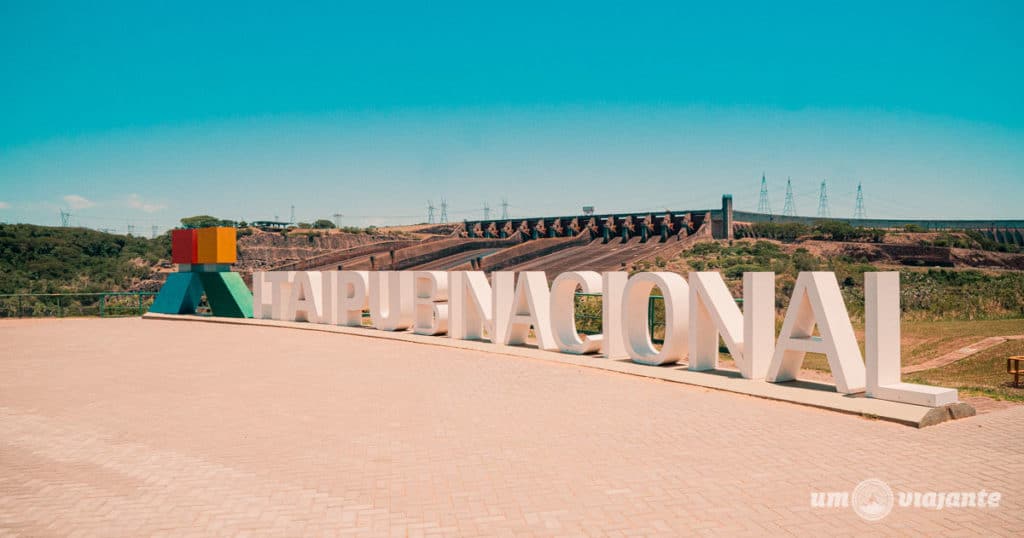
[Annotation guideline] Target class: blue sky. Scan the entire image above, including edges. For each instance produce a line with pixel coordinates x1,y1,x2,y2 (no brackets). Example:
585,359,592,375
1,1,1021,231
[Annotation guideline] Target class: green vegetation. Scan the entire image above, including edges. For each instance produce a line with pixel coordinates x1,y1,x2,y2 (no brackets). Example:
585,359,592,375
180,215,237,228
678,240,1024,321
338,225,380,235
737,221,886,243
0,224,170,296
907,339,1024,402
920,230,1020,253
312,219,336,229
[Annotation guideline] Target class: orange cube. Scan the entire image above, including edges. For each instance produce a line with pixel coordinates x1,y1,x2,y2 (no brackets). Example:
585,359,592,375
196,227,237,264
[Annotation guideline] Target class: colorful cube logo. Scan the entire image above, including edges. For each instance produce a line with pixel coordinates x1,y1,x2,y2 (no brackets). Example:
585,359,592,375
172,227,236,265
152,226,252,318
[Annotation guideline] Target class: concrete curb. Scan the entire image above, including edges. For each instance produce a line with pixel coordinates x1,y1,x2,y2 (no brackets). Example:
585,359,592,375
142,313,975,428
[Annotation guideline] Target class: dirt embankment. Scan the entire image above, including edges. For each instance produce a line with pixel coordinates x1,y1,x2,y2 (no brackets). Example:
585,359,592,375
236,229,405,271
788,240,1024,270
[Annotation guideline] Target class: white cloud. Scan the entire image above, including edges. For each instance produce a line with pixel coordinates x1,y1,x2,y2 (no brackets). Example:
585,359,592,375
127,193,166,213
0,201,9,209
63,194,95,210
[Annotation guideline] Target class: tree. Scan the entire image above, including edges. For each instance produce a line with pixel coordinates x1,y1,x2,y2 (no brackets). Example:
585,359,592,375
312,219,336,229
181,215,227,229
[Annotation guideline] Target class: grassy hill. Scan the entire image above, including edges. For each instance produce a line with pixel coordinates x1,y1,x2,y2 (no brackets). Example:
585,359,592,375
0,224,169,295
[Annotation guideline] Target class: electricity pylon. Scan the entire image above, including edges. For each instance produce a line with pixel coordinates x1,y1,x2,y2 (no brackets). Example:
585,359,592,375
817,180,831,218
853,182,866,219
427,201,436,224
440,198,449,224
483,202,490,220
501,197,509,219
782,177,796,216
757,173,772,214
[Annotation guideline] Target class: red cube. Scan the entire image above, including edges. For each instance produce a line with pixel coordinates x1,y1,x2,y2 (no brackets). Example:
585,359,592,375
171,229,198,264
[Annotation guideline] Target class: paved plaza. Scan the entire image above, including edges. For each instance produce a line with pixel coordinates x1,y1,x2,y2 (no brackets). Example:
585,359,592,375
1,318,1021,536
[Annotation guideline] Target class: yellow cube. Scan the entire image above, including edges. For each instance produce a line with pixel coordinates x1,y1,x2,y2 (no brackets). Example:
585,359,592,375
196,227,237,264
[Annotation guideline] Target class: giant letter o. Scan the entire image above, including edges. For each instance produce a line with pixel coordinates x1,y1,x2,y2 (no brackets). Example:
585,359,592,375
621,272,689,365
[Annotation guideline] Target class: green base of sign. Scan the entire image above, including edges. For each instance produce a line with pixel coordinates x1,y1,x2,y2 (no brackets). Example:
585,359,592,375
150,271,253,318
149,273,204,314
198,272,254,318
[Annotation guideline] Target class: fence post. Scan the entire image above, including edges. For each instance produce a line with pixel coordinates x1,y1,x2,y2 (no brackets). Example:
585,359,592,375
100,294,106,318
648,296,654,338
18,295,22,318
57,296,62,318
137,293,143,316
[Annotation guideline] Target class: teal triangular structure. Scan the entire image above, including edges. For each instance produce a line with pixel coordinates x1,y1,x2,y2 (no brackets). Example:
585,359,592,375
149,272,204,314
197,272,254,318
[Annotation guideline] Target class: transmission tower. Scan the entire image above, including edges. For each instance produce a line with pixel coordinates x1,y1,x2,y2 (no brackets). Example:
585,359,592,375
151,225,158,238
427,201,436,224
127,223,135,236
440,198,449,224
757,173,772,214
782,177,796,216
853,182,866,219
501,196,509,219
817,180,831,218
332,212,344,228
290,205,295,225
59,210,71,227
483,202,491,220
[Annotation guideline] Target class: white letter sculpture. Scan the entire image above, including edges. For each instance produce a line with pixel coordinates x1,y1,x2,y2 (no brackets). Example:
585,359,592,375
369,271,415,331
251,271,273,319
449,271,513,341
550,271,602,354
766,272,866,394
602,272,628,359
687,272,775,379
688,272,744,372
265,271,295,321
322,271,368,326
866,272,957,407
287,271,323,323
413,271,449,336
621,272,689,365
498,271,556,350
743,272,776,379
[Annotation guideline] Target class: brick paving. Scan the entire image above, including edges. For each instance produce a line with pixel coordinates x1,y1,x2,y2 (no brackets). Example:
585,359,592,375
0,318,1021,536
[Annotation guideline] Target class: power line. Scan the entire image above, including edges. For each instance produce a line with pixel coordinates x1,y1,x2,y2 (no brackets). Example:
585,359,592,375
817,179,831,218
782,177,796,216
757,172,772,214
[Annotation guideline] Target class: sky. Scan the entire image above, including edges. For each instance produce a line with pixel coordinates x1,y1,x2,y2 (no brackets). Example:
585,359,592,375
0,1,1022,232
